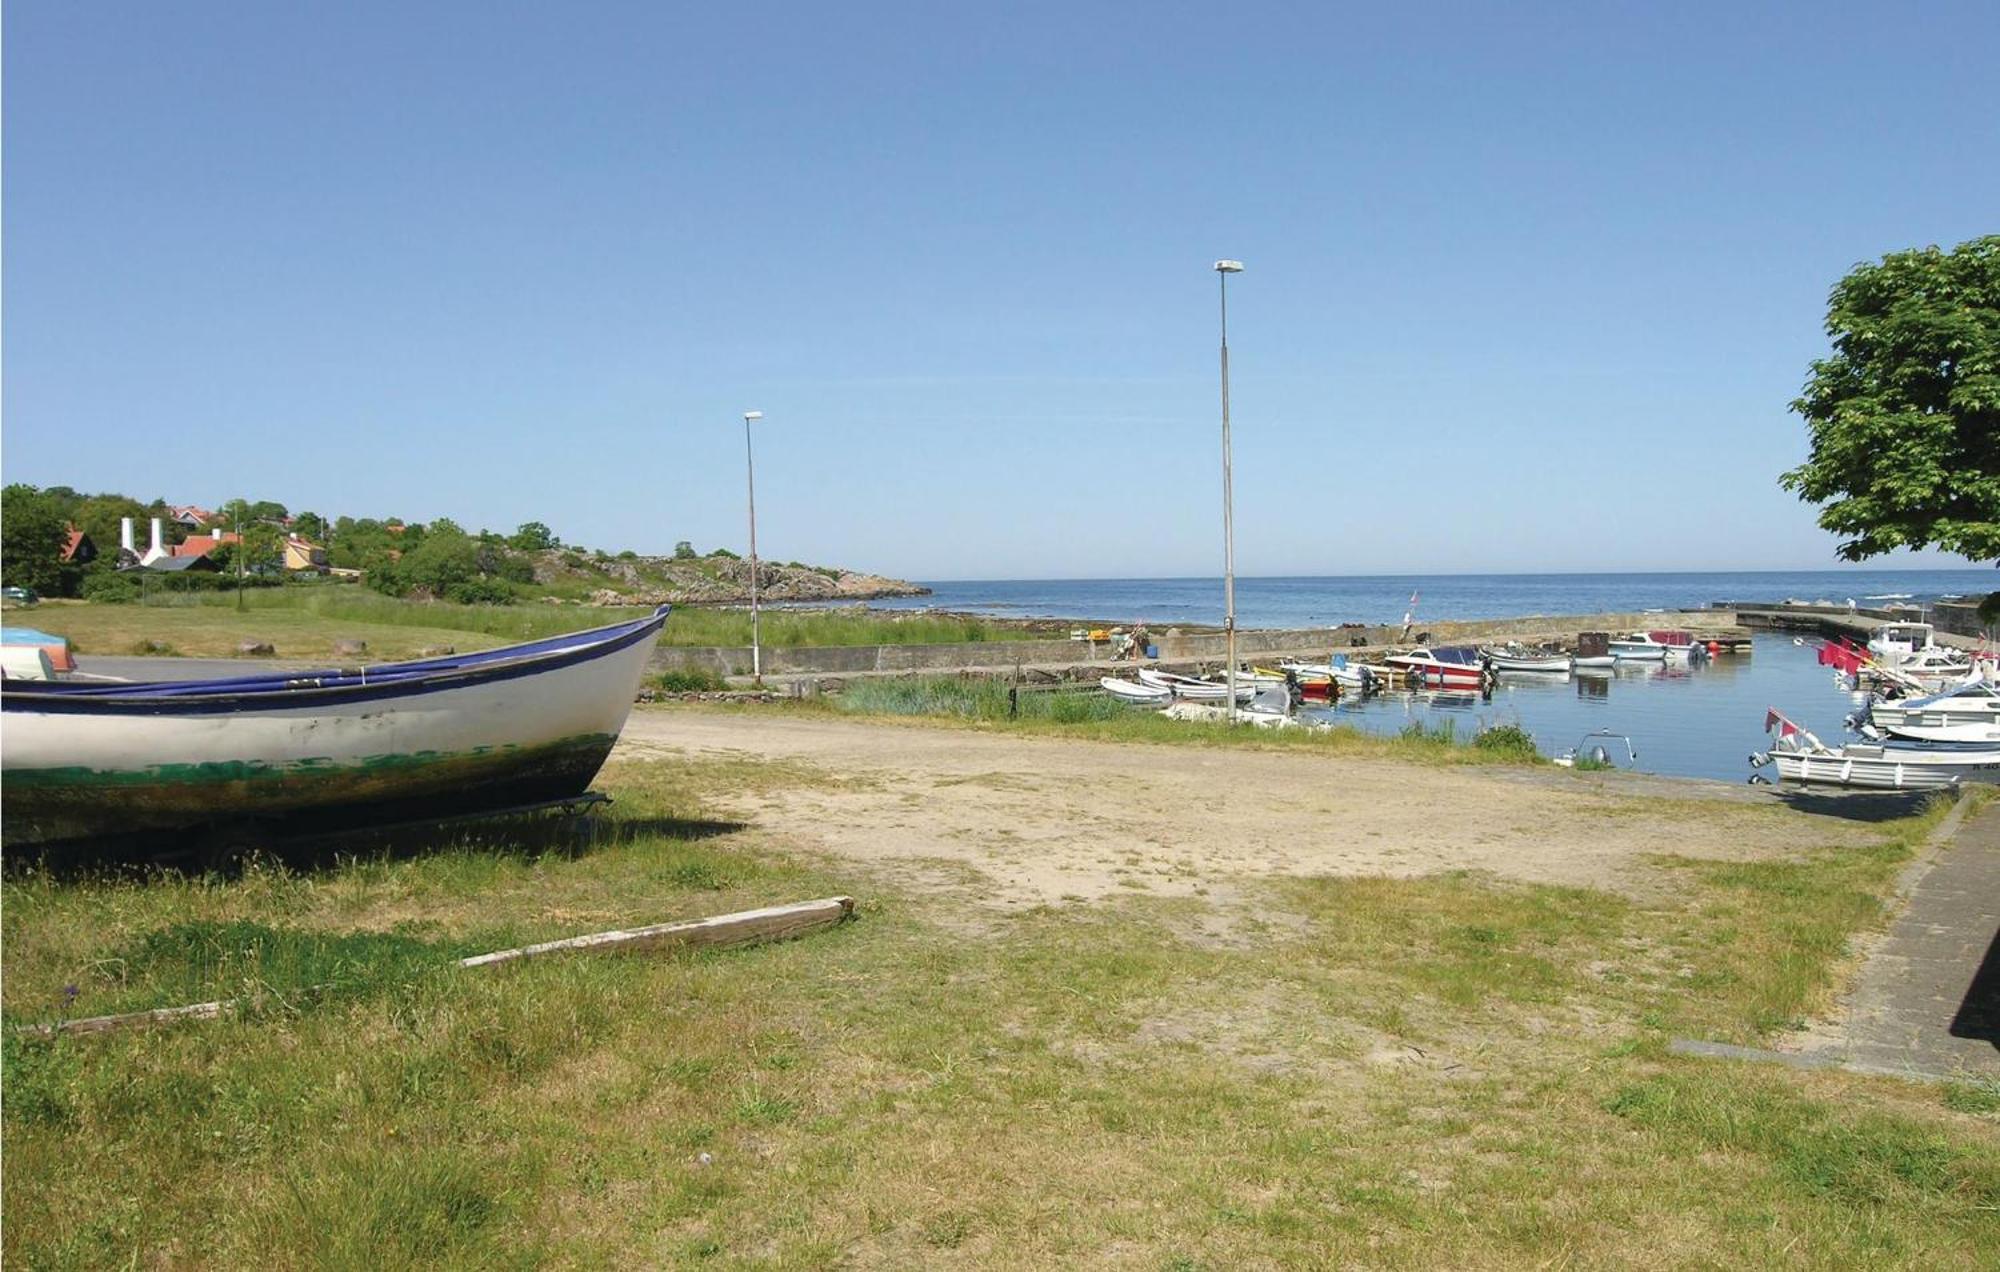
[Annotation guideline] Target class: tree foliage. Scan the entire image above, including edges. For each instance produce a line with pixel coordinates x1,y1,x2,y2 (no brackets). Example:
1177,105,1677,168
1783,235,2000,563
508,521,561,551
2,484,79,596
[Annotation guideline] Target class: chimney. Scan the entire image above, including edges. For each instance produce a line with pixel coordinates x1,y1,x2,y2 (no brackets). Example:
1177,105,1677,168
121,517,136,554
150,518,164,558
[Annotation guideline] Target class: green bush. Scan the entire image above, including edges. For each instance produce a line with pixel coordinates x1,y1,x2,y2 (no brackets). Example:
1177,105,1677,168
81,572,142,603
443,578,516,606
1474,723,1540,760
653,668,727,693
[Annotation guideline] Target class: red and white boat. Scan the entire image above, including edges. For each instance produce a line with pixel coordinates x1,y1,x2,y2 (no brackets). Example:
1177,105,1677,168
1384,646,1491,689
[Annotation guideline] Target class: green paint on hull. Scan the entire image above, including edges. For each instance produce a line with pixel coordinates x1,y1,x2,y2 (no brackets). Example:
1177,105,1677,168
2,733,619,847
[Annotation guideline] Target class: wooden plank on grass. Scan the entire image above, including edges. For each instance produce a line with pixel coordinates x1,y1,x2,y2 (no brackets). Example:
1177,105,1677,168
25,896,856,1039
458,896,856,969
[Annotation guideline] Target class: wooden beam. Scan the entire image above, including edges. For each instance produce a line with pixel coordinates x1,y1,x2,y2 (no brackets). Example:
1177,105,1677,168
459,896,856,969
24,896,857,1039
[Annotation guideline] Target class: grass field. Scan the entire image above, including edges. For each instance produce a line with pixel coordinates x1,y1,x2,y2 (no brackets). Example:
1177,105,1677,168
3,756,1994,1266
12,593,1037,662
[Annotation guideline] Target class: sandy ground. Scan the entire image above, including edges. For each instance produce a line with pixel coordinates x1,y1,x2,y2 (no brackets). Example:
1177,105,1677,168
615,709,1858,907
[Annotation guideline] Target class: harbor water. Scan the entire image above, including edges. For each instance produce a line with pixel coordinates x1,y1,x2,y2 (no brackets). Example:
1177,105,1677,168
1296,635,1876,784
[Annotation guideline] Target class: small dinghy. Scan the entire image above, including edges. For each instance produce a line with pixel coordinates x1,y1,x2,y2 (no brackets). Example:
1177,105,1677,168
1278,657,1380,692
2,605,673,852
1479,643,1572,673
1136,667,1256,702
1100,676,1173,707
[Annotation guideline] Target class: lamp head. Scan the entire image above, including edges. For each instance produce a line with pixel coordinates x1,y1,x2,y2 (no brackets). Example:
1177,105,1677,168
1213,260,1244,273
743,410,764,422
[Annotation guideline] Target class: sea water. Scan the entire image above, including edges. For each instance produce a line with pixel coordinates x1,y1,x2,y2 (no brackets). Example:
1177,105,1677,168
859,570,1995,629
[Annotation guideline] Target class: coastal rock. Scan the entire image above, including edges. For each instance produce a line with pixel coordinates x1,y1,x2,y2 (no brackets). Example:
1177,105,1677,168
539,550,928,606
416,644,457,657
333,638,368,656
236,640,276,657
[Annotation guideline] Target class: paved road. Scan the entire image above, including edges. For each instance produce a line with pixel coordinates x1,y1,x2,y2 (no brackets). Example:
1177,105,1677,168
1832,800,2000,1079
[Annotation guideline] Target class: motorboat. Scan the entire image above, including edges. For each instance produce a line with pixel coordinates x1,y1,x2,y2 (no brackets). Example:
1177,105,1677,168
1866,622,1936,666
1278,657,1381,693
1385,645,1491,689
1135,667,1256,703
1863,670,2000,743
1479,643,1572,673
1608,632,1669,661
1254,666,1334,701
1100,677,1173,707
1646,630,1709,663
2,605,672,852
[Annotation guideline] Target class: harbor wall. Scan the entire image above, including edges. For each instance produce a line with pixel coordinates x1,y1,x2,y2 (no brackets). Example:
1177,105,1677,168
649,610,1744,679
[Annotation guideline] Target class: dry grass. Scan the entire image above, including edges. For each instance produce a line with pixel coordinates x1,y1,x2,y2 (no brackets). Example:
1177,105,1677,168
3,759,1994,1267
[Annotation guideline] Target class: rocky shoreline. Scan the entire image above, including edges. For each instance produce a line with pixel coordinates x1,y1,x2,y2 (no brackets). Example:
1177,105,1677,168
529,552,931,607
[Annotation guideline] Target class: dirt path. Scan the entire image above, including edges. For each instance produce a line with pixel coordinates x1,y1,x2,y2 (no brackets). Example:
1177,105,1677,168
615,709,1852,907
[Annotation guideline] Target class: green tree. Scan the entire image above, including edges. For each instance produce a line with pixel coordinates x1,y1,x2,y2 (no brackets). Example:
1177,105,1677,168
507,520,560,551
1,484,78,596
673,540,697,560
1783,235,2000,563
220,499,285,573
293,511,327,543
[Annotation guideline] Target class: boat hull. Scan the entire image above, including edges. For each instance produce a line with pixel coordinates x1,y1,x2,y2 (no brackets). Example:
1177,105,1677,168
2,610,666,848
1770,750,2000,789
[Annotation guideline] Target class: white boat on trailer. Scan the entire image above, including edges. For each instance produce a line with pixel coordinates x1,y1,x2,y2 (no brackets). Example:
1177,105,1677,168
1752,706,2000,790
1756,734,2000,789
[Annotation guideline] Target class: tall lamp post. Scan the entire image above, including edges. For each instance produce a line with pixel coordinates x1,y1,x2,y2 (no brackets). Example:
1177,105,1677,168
742,410,766,683
1214,260,1243,722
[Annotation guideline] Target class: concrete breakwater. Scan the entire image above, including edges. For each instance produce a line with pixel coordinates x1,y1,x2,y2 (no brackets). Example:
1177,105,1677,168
651,610,1748,680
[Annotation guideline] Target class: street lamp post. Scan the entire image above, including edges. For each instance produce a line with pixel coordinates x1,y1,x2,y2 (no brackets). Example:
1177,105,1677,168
742,410,765,683
1214,260,1243,723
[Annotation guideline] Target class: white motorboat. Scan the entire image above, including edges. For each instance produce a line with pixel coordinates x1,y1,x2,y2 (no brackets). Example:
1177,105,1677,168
1866,622,1936,667
1479,644,1572,673
1278,659,1381,692
1647,630,1709,663
1135,667,1256,703
1100,677,1173,707
1608,632,1669,661
1864,671,2000,743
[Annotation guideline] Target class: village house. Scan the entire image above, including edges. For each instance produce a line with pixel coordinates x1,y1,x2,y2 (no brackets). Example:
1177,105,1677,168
59,525,97,565
169,504,218,531
283,535,329,572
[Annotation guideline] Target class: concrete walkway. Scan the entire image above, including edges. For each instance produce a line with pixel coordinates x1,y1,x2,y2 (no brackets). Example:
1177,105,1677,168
1826,800,2000,1080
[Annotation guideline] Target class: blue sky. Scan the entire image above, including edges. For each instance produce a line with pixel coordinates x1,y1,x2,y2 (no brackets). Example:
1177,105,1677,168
4,2,1994,579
